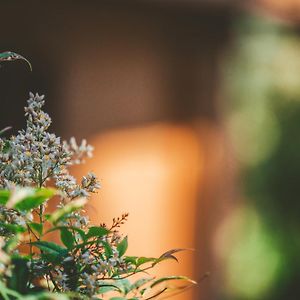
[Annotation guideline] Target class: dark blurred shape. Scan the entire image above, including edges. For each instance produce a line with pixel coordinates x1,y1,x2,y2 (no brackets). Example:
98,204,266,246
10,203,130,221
0,0,236,137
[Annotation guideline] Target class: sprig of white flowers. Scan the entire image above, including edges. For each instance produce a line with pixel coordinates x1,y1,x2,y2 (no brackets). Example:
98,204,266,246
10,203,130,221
0,92,195,299
0,93,100,196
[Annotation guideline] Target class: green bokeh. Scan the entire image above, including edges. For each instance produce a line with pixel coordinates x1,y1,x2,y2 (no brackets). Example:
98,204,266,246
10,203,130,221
223,14,300,300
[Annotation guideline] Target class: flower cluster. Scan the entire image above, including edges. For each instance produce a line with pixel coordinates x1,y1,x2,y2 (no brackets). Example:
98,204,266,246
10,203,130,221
0,93,100,229
0,92,195,300
0,92,99,198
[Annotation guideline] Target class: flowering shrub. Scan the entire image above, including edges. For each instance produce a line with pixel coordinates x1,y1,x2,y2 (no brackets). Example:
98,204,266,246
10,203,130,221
0,53,195,299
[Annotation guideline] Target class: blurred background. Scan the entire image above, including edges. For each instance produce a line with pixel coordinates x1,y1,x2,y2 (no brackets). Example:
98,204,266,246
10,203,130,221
1,0,300,299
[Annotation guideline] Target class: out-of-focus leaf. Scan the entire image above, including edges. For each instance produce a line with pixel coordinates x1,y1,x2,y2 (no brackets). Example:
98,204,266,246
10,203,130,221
0,126,12,136
3,234,21,252
8,257,30,294
129,277,154,292
136,257,157,267
2,141,11,153
12,188,55,212
0,190,10,205
124,256,138,265
113,279,131,295
117,236,128,257
49,198,87,224
0,222,26,234
0,281,23,299
97,283,123,294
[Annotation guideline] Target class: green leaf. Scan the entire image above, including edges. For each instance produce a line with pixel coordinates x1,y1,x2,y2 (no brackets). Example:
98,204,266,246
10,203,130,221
2,141,11,153
32,241,68,261
49,198,87,224
45,226,86,241
0,51,32,71
97,284,123,294
102,241,113,258
119,279,131,295
136,256,157,267
32,240,67,254
60,228,75,249
86,226,110,239
8,257,30,294
0,222,26,234
124,256,138,265
0,190,10,205
0,281,24,299
117,236,128,257
28,222,43,236
13,188,55,212
153,248,188,266
129,277,154,292
159,248,186,258
150,275,196,288
3,234,21,252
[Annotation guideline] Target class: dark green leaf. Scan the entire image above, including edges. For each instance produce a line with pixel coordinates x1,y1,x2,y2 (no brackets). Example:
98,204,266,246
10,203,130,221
117,236,128,257
32,241,68,259
46,226,86,241
102,241,113,258
60,228,75,249
86,226,110,239
41,252,61,264
3,140,11,153
8,257,30,294
28,222,43,236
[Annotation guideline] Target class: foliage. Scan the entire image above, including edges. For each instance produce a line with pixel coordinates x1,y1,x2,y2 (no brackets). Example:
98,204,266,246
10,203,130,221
0,53,195,299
